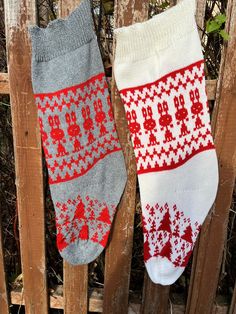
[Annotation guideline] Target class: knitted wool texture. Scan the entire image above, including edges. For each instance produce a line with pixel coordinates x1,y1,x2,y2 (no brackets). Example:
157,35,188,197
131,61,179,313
29,0,127,265
114,0,218,285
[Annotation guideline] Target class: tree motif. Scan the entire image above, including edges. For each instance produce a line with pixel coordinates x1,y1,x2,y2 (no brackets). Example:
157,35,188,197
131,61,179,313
181,225,193,243
98,206,111,224
158,211,171,233
160,238,172,261
79,224,89,240
143,240,152,262
74,200,86,220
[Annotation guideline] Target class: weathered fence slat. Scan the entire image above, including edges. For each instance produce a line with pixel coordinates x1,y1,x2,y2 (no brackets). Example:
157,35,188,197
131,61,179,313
141,271,170,314
186,0,208,311
0,73,9,94
58,1,89,313
0,213,9,313
103,1,148,313
63,263,88,314
196,0,207,34
3,1,48,313
186,0,236,312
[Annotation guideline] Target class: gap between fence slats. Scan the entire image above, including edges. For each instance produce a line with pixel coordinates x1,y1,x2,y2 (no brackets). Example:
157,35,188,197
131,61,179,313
3,0,48,313
186,0,236,312
58,1,89,313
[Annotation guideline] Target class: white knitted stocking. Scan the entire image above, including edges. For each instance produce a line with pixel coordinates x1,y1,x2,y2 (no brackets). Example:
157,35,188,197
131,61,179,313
114,0,218,285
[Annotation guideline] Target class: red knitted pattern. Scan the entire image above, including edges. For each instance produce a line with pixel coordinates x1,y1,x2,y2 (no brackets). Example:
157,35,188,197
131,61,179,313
142,203,201,267
56,194,115,251
120,60,214,174
34,73,121,184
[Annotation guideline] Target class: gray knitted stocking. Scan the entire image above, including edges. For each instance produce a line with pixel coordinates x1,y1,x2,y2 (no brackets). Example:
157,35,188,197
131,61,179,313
29,0,127,264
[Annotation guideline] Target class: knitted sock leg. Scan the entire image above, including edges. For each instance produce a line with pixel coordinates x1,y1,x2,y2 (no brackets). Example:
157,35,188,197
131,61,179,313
114,0,218,285
29,0,127,265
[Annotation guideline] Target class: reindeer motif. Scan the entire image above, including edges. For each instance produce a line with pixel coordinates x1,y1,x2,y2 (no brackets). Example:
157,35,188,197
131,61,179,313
82,106,95,144
189,88,205,130
48,115,67,157
142,106,159,147
158,101,175,143
94,99,108,136
174,94,190,137
65,111,82,152
126,110,143,149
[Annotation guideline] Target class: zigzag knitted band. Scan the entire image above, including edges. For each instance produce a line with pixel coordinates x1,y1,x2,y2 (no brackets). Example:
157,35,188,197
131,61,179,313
29,0,127,264
114,0,218,285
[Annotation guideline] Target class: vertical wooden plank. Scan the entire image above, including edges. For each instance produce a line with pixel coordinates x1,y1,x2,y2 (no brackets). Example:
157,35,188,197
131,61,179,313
186,0,236,313
196,0,207,34
103,1,148,313
63,265,88,313
141,271,170,314
185,1,208,311
0,213,9,313
58,1,88,314
3,1,48,313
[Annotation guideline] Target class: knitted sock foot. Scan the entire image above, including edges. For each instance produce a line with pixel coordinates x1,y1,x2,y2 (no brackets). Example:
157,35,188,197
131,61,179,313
29,0,127,264
114,0,218,285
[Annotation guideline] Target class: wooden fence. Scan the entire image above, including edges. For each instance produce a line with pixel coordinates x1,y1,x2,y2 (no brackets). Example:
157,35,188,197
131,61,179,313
0,0,236,313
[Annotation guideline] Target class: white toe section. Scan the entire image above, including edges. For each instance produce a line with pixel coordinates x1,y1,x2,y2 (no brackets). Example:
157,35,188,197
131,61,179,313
145,256,185,285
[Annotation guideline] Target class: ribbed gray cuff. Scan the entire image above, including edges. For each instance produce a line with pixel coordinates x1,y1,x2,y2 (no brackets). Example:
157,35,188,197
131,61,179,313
29,0,95,61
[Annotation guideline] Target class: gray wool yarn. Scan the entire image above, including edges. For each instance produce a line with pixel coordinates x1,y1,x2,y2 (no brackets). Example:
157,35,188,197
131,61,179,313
29,0,127,264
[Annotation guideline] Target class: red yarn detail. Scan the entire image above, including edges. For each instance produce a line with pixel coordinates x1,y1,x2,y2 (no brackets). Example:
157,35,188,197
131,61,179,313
120,60,204,94
99,230,110,247
98,206,111,224
35,73,105,99
47,146,122,184
55,195,115,252
79,224,89,241
120,60,215,174
143,203,201,268
57,232,68,252
35,72,121,184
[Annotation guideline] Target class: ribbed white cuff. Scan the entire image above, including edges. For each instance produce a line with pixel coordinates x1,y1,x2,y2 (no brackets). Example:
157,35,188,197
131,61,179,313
114,0,197,63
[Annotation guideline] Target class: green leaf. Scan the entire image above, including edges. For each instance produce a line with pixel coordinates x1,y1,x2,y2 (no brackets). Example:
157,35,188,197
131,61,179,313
215,14,226,25
206,20,221,33
219,29,230,41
